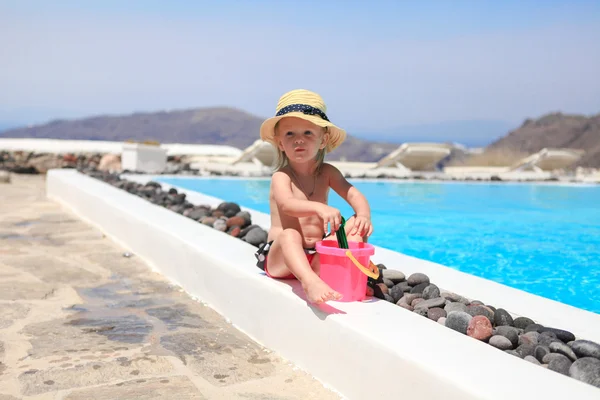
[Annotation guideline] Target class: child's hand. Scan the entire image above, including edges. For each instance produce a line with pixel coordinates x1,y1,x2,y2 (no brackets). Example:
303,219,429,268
351,215,373,238
317,204,342,232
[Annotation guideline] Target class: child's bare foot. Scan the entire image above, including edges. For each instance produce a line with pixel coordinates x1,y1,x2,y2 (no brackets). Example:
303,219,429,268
302,277,342,304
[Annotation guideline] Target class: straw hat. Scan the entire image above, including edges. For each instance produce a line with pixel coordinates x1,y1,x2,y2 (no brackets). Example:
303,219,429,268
260,89,346,153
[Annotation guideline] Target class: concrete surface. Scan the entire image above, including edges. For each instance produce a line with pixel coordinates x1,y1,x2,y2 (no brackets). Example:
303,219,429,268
0,174,338,400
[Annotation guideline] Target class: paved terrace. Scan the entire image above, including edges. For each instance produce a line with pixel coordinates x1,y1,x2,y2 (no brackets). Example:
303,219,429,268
0,174,338,400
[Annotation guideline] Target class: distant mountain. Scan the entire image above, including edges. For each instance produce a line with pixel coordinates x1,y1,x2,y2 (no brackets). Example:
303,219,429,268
487,112,600,168
0,107,396,162
0,122,17,133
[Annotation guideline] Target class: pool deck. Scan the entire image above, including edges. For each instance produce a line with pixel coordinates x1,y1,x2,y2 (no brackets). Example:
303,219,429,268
0,174,339,400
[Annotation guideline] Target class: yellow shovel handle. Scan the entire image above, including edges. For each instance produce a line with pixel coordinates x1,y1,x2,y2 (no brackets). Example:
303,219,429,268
345,250,380,280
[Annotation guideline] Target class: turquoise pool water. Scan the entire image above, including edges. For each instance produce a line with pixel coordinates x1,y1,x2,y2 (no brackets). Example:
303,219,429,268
159,177,600,314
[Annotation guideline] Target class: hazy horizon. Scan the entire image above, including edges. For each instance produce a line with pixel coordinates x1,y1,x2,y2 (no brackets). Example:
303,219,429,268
1,1,599,145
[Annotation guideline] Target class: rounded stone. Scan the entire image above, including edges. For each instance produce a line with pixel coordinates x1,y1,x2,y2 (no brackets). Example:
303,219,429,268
437,317,447,326
242,227,268,246
235,211,252,226
407,273,430,286
548,354,572,376
539,331,561,347
414,297,446,310
228,226,241,237
569,357,600,388
493,308,514,327
489,335,513,350
525,355,541,365
427,307,446,322
444,302,467,314
513,316,535,329
212,219,227,232
515,343,536,358
413,307,428,317
397,302,414,311
389,284,405,303
466,305,494,324
446,311,472,335
571,340,600,360
518,332,539,347
441,292,470,304
467,316,493,341
411,298,425,307
495,326,520,348
422,284,441,300
382,269,405,283
403,293,422,305
524,323,544,333
226,216,246,228
410,282,429,294
200,216,216,226
550,341,578,361
383,278,395,288
535,345,551,363
539,327,576,343
543,353,570,364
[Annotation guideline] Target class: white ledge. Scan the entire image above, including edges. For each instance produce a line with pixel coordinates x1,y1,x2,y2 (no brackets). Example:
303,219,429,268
47,169,600,399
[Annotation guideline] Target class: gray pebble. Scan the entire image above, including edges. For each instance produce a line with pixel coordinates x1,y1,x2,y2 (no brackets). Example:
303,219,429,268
548,354,572,376
495,326,519,348
525,355,541,365
494,308,514,327
571,340,600,360
550,341,578,361
569,357,600,388
444,302,467,314
403,293,422,305
383,278,395,288
407,272,430,286
513,316,535,329
410,282,429,294
441,291,470,304
422,284,440,300
516,343,536,358
437,317,447,326
535,345,551,363
446,311,472,335
427,307,446,322
505,350,521,358
415,297,446,310
489,335,513,350
389,284,405,303
466,305,494,324
413,307,428,317
382,269,405,283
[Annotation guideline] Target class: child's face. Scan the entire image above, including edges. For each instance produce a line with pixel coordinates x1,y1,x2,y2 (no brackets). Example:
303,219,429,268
275,117,329,163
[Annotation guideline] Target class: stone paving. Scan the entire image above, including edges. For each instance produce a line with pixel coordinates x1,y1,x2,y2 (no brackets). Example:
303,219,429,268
0,174,339,400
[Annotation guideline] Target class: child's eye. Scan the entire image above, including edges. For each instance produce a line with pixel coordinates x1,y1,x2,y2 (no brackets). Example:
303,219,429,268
286,131,294,136
304,130,312,135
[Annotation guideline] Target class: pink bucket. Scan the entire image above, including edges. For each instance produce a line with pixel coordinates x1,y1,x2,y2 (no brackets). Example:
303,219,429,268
316,240,377,302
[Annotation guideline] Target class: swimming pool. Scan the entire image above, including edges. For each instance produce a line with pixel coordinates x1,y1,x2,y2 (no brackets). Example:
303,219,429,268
158,177,600,314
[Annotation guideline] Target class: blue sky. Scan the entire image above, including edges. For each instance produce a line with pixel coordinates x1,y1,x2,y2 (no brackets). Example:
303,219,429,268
1,1,599,145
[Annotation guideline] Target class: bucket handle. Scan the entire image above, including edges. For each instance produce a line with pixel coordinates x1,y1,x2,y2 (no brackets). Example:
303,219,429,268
344,250,380,279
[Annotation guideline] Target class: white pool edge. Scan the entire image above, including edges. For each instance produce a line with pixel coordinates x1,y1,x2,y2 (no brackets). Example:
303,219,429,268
47,169,600,399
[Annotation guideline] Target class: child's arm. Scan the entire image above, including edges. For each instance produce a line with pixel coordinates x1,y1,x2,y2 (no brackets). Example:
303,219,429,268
325,164,373,236
272,171,342,231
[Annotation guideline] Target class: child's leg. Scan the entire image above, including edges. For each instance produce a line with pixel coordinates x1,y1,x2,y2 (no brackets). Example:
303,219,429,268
265,228,342,304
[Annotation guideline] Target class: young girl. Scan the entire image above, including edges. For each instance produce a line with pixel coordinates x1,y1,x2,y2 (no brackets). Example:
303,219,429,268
255,89,374,304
